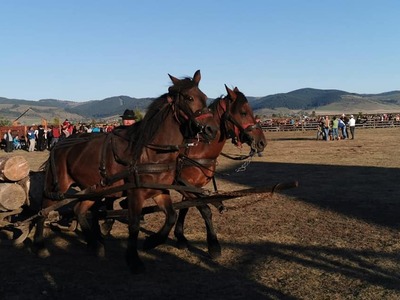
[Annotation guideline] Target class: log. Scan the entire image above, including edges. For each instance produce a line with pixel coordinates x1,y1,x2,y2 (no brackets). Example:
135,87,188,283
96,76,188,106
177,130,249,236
0,156,30,182
0,183,27,211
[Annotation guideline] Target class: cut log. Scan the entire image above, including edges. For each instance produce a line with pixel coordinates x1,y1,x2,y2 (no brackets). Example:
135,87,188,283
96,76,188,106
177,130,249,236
0,156,30,182
0,183,27,211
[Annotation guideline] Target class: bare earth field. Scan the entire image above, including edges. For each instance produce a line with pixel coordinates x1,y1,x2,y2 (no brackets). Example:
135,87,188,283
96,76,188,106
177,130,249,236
1,128,399,299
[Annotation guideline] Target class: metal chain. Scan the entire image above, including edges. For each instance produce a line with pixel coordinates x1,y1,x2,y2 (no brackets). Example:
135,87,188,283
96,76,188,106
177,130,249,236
234,150,255,172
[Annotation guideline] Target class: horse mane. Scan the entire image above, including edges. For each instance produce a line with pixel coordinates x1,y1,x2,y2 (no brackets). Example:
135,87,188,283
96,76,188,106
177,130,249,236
127,94,170,161
209,90,248,114
127,75,201,161
208,95,224,112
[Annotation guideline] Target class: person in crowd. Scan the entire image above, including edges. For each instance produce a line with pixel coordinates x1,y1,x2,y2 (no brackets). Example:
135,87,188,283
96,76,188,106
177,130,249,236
3,129,14,152
27,126,36,152
50,125,61,149
338,116,347,139
348,114,356,139
37,125,46,151
120,109,137,126
19,136,27,150
342,114,350,138
13,135,21,150
331,116,339,140
323,116,330,141
62,119,71,138
91,125,101,133
316,117,325,140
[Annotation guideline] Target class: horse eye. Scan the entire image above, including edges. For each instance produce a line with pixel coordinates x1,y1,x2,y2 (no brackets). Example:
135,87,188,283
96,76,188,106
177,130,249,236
240,111,247,117
185,95,194,102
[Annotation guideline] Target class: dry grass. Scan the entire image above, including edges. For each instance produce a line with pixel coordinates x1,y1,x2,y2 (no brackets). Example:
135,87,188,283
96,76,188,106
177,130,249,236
1,128,399,299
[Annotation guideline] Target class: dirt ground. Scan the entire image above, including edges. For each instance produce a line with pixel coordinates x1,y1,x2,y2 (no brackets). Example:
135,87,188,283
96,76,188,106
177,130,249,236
1,128,399,299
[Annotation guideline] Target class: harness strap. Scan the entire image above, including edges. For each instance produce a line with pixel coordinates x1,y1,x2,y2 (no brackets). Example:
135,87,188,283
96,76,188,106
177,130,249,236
99,133,113,178
45,181,208,201
219,152,252,160
179,157,216,168
101,162,178,186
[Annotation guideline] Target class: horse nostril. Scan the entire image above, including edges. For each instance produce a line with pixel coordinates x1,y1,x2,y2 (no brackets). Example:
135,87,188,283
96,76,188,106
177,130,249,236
205,125,217,139
258,140,266,151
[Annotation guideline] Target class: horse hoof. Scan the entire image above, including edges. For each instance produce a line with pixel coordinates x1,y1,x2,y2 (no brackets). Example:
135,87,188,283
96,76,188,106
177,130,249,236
126,255,146,274
176,238,189,250
218,205,228,214
87,242,105,258
96,245,106,259
36,247,50,258
208,244,222,259
143,235,165,251
100,219,115,237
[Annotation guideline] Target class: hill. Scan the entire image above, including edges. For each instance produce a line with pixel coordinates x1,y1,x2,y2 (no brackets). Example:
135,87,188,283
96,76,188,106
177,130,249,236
249,88,400,116
1,89,400,125
0,96,152,125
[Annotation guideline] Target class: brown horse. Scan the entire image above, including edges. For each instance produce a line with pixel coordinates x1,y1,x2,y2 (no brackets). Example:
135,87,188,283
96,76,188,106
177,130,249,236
34,70,218,274
172,85,267,257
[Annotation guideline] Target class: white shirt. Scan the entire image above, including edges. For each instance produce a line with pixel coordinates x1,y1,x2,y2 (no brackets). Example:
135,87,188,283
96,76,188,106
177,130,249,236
348,117,356,127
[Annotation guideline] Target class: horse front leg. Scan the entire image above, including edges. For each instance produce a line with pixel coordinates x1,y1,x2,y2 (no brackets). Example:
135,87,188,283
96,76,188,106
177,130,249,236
74,200,105,258
33,198,57,258
126,190,145,274
197,204,221,258
33,215,50,258
142,192,177,251
174,203,190,249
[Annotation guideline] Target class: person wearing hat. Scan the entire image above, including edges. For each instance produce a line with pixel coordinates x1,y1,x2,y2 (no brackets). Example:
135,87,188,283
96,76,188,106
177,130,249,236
120,109,137,126
348,114,356,139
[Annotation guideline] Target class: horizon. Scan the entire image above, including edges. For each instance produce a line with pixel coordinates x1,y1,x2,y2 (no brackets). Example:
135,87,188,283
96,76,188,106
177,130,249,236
2,87,400,103
1,1,399,101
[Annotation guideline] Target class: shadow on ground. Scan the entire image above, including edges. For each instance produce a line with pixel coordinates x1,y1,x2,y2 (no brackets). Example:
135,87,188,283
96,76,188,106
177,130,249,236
217,161,400,229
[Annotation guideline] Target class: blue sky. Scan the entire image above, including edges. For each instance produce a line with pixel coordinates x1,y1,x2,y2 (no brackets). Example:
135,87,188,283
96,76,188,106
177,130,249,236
1,1,399,102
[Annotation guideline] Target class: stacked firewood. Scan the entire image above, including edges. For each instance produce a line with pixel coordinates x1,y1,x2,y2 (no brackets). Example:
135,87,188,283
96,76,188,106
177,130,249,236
0,156,43,211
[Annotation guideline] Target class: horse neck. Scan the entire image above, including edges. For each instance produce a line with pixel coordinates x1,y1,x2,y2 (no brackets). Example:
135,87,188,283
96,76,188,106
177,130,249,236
139,110,184,162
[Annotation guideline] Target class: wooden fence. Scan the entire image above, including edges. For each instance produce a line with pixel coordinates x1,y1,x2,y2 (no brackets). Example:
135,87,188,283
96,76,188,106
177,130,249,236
261,120,400,132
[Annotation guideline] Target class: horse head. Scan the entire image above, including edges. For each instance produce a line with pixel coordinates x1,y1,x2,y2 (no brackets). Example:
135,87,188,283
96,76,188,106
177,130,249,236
167,70,217,142
220,85,267,153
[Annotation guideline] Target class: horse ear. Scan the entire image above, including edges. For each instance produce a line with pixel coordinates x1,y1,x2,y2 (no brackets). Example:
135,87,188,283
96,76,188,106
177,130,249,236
233,87,240,92
225,84,237,102
168,74,180,85
192,70,201,85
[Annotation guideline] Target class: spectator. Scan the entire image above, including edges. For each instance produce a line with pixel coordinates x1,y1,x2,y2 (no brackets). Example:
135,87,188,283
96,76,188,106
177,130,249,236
120,109,137,126
50,125,61,149
348,115,356,139
331,116,339,140
342,114,350,138
316,117,325,140
3,129,14,152
62,119,71,137
27,126,36,152
37,125,46,151
323,116,330,141
13,135,21,150
338,116,347,139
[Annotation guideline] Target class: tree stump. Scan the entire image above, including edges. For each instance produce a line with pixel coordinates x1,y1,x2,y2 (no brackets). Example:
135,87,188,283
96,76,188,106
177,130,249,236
0,156,30,182
0,183,27,211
